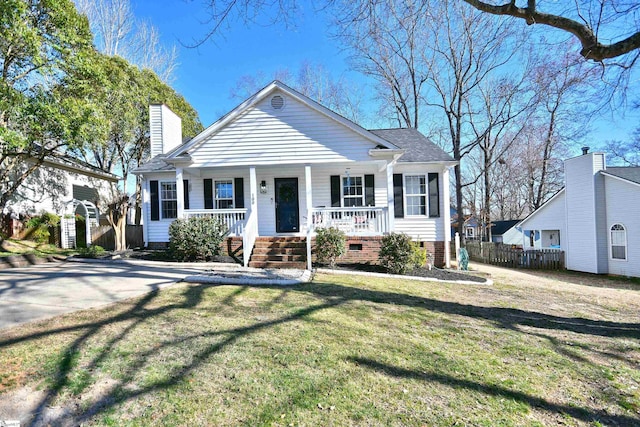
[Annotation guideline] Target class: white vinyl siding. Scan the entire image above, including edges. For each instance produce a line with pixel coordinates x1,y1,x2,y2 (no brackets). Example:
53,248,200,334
564,153,607,274
143,164,449,243
604,175,640,277
393,164,446,241
519,191,567,250
144,173,177,244
187,90,381,167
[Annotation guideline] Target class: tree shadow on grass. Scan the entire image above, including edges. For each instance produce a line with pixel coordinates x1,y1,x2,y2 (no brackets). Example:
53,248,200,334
0,278,637,425
304,281,640,339
347,356,639,426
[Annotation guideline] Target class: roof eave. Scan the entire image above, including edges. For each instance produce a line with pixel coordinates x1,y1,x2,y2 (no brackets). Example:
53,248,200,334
368,149,405,159
41,158,120,183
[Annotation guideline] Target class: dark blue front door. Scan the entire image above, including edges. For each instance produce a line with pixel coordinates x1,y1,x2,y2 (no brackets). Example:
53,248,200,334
275,178,299,233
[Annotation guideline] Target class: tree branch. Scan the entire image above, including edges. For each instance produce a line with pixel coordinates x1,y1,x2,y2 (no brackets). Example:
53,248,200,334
462,0,640,61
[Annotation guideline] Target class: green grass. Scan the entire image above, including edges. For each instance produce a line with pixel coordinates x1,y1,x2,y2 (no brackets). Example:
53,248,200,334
0,238,77,258
0,273,639,426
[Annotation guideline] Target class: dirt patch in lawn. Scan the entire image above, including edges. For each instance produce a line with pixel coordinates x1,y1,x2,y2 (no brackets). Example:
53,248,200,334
332,262,487,283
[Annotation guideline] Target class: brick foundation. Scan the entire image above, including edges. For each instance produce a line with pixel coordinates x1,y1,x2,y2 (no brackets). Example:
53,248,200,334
312,236,446,267
149,236,446,267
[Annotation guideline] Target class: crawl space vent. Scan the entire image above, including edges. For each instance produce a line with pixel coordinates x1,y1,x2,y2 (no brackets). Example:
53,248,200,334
270,95,285,110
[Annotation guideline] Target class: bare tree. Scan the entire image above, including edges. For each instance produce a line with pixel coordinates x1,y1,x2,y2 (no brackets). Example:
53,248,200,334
74,0,178,82
526,51,598,211
606,131,640,166
462,1,640,63
334,0,430,128
465,72,535,235
418,0,527,236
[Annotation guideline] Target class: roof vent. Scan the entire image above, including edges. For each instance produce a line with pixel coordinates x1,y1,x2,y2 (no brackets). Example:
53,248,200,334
270,95,285,110
582,146,590,155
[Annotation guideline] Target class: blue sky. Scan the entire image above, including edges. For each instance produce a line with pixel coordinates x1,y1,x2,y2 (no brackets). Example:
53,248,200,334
133,0,360,125
132,0,638,147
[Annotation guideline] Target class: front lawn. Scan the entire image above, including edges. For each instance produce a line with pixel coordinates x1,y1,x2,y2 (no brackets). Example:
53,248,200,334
0,238,76,258
0,272,639,425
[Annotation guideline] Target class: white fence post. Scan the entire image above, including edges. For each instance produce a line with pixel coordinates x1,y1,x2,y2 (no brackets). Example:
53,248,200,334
455,232,460,270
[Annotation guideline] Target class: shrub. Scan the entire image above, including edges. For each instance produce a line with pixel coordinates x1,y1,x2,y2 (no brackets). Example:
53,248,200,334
379,233,425,274
169,217,227,261
78,245,106,258
25,212,60,243
314,227,346,268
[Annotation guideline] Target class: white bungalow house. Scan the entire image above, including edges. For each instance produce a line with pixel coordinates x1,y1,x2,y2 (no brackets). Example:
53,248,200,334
133,81,457,269
519,149,640,277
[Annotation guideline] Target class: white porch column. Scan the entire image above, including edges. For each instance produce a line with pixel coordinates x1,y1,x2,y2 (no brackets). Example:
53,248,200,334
443,166,451,268
305,164,313,270
386,160,395,232
249,166,257,212
243,166,258,267
176,167,184,218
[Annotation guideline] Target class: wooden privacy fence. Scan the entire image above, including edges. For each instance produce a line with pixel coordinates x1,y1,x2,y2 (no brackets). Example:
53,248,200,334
91,225,144,250
464,241,565,270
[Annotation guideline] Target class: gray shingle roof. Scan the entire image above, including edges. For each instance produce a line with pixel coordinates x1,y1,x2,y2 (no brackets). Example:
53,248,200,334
132,155,175,173
491,219,521,236
369,128,454,163
604,166,640,185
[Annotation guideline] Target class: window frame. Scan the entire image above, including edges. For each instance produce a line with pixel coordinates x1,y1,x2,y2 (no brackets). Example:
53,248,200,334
403,174,428,217
214,179,235,209
341,175,365,207
160,181,177,219
610,223,627,261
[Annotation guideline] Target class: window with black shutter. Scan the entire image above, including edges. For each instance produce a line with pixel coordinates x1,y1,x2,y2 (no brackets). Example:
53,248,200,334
393,174,404,218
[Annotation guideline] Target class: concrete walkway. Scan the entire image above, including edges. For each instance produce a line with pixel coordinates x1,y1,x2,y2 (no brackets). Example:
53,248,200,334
0,260,216,330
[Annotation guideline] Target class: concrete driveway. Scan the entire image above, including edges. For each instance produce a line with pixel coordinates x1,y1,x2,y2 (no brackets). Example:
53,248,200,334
0,259,220,331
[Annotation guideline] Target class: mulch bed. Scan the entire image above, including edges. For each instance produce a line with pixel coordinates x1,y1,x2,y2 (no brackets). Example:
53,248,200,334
332,263,487,283
80,250,486,283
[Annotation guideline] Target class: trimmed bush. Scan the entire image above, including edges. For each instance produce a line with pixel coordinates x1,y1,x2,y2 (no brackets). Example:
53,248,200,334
379,233,426,274
314,227,346,268
25,212,60,243
78,245,106,258
169,217,227,261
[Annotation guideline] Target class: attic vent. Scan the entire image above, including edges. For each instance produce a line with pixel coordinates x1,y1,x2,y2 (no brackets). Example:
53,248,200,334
270,95,285,110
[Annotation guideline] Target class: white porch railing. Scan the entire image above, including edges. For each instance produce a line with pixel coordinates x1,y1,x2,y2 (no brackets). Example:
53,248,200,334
309,207,389,235
183,209,247,235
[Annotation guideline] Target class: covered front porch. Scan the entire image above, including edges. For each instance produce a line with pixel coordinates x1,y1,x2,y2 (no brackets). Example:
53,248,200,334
173,161,398,268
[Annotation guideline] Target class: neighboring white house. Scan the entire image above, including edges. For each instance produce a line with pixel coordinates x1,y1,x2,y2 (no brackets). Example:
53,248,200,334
519,150,640,277
4,153,119,217
133,81,457,269
3,153,119,247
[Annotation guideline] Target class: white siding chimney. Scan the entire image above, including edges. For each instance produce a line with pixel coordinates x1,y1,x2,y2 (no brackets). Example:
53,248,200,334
564,152,608,274
149,104,183,158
